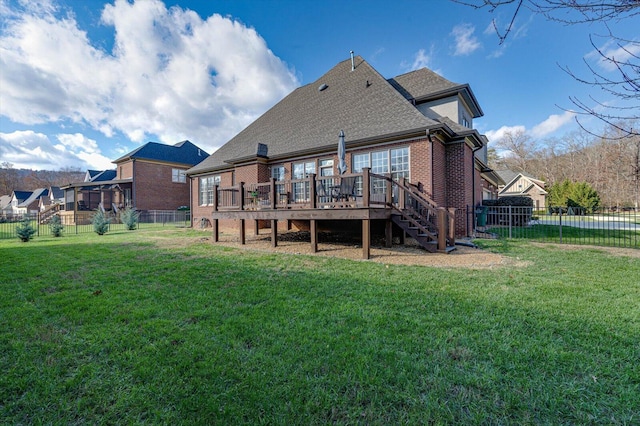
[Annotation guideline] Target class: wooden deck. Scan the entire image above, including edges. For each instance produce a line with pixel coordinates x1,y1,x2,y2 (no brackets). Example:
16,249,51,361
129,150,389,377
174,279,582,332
210,169,456,259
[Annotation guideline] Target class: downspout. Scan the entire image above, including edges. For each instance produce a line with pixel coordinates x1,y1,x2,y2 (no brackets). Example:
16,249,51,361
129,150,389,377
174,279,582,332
471,144,482,236
427,130,434,201
188,175,193,228
132,159,136,209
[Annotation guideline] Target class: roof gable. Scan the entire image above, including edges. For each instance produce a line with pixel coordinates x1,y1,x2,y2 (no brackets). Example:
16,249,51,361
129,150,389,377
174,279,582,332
189,56,440,174
390,68,483,118
114,140,208,166
18,188,48,207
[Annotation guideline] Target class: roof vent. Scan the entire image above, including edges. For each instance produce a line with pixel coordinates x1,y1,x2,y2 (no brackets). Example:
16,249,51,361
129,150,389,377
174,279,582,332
256,143,268,157
350,50,355,71
318,83,328,92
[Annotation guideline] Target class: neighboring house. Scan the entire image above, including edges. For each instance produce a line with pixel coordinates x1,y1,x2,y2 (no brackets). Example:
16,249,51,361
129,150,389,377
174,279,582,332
188,55,500,249
496,170,547,210
17,188,49,215
0,194,13,217
39,186,64,211
61,140,208,223
6,190,33,216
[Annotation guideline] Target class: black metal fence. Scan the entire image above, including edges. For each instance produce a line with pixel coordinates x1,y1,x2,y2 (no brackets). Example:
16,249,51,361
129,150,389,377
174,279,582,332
0,210,191,240
472,205,639,248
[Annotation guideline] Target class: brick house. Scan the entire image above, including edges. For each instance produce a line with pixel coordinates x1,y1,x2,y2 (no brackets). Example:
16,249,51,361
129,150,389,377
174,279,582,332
60,140,208,224
187,55,500,256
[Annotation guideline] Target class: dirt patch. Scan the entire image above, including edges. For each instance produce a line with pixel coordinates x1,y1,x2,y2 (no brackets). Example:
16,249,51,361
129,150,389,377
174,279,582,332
179,227,529,270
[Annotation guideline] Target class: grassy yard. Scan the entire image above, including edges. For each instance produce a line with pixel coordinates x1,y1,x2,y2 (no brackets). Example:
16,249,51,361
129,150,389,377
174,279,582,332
1,229,638,424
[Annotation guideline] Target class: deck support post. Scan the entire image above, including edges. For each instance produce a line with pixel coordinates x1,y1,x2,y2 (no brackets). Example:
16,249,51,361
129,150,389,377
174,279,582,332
310,219,318,253
271,219,278,247
385,220,392,248
213,219,219,242
437,208,447,252
254,220,259,236
362,219,370,259
240,219,246,245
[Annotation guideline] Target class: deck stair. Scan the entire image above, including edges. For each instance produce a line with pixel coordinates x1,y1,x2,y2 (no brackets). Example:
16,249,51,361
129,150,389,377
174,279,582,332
38,203,61,224
389,179,456,253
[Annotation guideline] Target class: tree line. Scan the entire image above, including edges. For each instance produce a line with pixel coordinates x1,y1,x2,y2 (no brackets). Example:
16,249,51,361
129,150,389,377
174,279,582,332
490,122,640,208
0,162,85,196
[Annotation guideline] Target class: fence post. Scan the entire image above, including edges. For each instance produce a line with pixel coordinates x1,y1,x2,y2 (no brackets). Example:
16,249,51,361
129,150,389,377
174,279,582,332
508,205,512,239
559,208,563,244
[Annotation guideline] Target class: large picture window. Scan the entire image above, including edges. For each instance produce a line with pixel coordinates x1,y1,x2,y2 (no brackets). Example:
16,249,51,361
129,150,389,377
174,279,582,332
199,175,220,206
352,147,409,196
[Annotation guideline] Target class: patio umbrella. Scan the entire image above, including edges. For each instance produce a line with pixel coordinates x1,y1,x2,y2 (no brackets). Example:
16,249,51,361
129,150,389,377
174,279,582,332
337,130,347,174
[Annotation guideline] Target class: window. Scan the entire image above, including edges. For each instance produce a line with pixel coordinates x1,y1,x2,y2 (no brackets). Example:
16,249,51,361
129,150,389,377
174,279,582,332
199,175,220,206
271,166,285,181
319,159,334,176
352,147,410,197
292,161,316,202
172,168,187,183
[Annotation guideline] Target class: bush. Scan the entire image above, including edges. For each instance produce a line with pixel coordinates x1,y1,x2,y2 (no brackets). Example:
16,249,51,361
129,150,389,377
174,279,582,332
49,214,64,237
120,207,139,231
16,218,36,242
91,210,110,235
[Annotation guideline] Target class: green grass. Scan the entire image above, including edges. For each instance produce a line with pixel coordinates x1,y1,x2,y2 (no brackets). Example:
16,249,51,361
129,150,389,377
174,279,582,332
1,229,639,424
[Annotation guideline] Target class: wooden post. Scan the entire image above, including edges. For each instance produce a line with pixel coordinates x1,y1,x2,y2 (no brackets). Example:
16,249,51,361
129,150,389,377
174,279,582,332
310,219,318,253
362,168,370,207
213,219,219,242
397,177,405,209
309,173,317,209
448,208,456,244
362,219,370,259
254,220,259,236
437,208,447,252
271,219,278,247
270,178,276,210
239,182,245,211
240,219,246,245
385,220,392,248
213,184,219,212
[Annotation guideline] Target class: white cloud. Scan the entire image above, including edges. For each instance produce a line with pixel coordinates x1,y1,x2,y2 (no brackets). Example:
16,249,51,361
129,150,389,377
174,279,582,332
531,111,576,138
0,130,114,170
451,23,481,56
486,111,576,144
411,48,432,70
0,0,299,157
485,125,526,144
588,39,640,72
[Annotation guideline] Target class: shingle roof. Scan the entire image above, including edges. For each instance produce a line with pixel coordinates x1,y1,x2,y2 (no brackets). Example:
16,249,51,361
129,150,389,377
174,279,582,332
388,68,460,101
12,190,32,203
390,68,483,118
188,56,442,174
89,170,117,182
114,140,208,166
18,188,48,207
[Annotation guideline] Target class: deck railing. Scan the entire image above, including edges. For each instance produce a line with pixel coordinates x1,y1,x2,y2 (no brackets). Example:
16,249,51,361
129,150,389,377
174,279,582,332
211,168,455,250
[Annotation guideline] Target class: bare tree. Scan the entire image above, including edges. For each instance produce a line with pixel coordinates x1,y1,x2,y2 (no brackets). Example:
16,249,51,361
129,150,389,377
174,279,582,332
494,129,537,172
455,0,640,137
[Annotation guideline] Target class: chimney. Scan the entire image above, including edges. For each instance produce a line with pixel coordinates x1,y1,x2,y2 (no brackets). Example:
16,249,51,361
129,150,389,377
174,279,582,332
350,50,355,71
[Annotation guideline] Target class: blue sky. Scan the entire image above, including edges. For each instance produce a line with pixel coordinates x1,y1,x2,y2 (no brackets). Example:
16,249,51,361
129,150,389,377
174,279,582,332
1,0,638,171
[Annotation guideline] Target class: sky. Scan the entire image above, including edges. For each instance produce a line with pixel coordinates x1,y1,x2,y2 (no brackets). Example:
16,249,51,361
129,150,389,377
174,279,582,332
1,0,638,171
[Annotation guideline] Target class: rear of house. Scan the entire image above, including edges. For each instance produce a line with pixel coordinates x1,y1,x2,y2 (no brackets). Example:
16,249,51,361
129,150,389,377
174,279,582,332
188,55,500,240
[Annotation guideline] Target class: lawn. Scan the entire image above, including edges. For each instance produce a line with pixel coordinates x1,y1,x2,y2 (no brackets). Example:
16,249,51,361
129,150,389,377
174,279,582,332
1,229,638,424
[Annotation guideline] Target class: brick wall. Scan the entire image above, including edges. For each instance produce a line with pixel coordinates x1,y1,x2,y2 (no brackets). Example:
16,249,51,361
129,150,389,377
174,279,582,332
133,160,190,210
